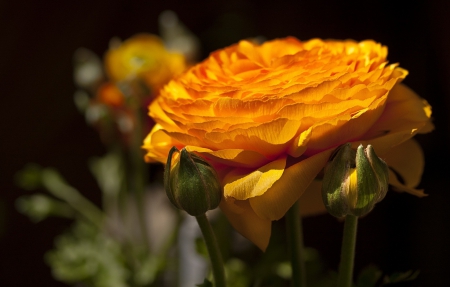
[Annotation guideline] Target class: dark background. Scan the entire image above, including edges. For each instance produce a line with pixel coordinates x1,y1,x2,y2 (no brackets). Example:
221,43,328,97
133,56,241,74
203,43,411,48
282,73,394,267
1,0,449,286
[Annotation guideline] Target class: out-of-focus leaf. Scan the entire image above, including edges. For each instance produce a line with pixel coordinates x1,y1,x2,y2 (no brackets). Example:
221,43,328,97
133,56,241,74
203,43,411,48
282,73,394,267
89,151,123,198
15,163,43,190
16,194,75,222
39,168,104,228
357,265,382,287
133,254,160,286
225,258,251,287
45,222,129,287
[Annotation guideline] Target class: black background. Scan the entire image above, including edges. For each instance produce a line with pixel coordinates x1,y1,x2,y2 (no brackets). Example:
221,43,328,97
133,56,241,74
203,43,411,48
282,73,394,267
1,0,450,286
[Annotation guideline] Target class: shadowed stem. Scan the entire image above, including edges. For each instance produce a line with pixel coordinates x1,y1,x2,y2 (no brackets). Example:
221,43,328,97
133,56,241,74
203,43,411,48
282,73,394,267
130,96,150,248
286,200,307,287
337,214,358,287
195,213,226,287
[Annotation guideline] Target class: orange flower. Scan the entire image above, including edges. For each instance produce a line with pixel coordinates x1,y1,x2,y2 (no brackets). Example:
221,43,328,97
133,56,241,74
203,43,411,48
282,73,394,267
105,34,186,92
143,37,433,250
97,82,125,107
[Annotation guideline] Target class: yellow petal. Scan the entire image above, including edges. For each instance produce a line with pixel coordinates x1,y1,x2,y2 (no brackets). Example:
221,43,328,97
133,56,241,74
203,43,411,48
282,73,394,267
143,124,181,163
305,93,386,155
205,118,300,145
219,198,271,251
363,83,433,139
388,170,426,197
383,139,427,197
202,118,301,159
223,157,286,200
249,149,333,220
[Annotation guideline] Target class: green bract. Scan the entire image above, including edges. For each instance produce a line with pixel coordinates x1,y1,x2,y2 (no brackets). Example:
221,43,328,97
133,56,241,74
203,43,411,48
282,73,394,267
321,143,389,217
164,147,222,216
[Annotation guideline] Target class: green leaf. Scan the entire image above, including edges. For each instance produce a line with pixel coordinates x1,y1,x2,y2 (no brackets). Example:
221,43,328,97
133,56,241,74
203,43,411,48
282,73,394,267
16,194,75,222
45,222,130,287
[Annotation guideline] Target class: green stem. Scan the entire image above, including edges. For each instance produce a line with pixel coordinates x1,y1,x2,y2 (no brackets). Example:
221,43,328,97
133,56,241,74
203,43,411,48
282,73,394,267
195,213,226,287
337,214,358,287
286,200,307,287
130,96,150,248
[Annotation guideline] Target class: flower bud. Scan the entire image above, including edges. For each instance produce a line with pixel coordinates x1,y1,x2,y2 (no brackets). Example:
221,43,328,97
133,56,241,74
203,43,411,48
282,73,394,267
321,143,389,217
164,146,222,216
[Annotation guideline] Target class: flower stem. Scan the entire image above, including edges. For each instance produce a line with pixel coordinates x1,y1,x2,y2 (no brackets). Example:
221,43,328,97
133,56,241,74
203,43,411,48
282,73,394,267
129,96,150,248
286,200,307,287
337,214,358,287
195,213,226,287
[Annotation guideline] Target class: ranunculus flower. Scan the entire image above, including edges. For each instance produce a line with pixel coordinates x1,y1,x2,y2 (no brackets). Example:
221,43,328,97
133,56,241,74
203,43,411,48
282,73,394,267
143,37,433,250
97,82,125,107
105,34,186,92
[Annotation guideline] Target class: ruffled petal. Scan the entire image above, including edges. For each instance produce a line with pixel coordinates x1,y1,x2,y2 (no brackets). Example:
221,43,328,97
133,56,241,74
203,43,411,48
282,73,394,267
249,149,332,220
363,83,433,140
143,124,182,163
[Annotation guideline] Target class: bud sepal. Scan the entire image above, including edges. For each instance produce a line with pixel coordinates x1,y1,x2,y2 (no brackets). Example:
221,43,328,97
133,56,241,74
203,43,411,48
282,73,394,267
321,143,389,217
164,146,222,216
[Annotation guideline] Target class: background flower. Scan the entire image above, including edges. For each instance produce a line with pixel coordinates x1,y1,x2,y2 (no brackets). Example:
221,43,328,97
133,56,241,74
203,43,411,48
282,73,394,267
105,34,186,93
144,37,432,250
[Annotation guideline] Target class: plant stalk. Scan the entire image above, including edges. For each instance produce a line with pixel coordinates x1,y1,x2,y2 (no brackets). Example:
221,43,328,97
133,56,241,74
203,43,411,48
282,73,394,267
286,200,307,287
195,213,226,287
337,214,358,287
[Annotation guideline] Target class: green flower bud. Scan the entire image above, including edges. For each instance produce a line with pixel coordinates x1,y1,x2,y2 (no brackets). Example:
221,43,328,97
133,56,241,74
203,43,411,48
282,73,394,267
321,143,389,217
164,146,222,216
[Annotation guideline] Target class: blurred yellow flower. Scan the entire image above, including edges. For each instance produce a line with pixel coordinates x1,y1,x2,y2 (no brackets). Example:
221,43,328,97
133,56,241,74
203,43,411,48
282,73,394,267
143,37,433,250
105,34,186,92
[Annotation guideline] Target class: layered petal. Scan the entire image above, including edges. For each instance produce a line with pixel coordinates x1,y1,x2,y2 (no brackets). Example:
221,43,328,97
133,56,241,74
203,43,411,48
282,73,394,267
143,37,433,249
